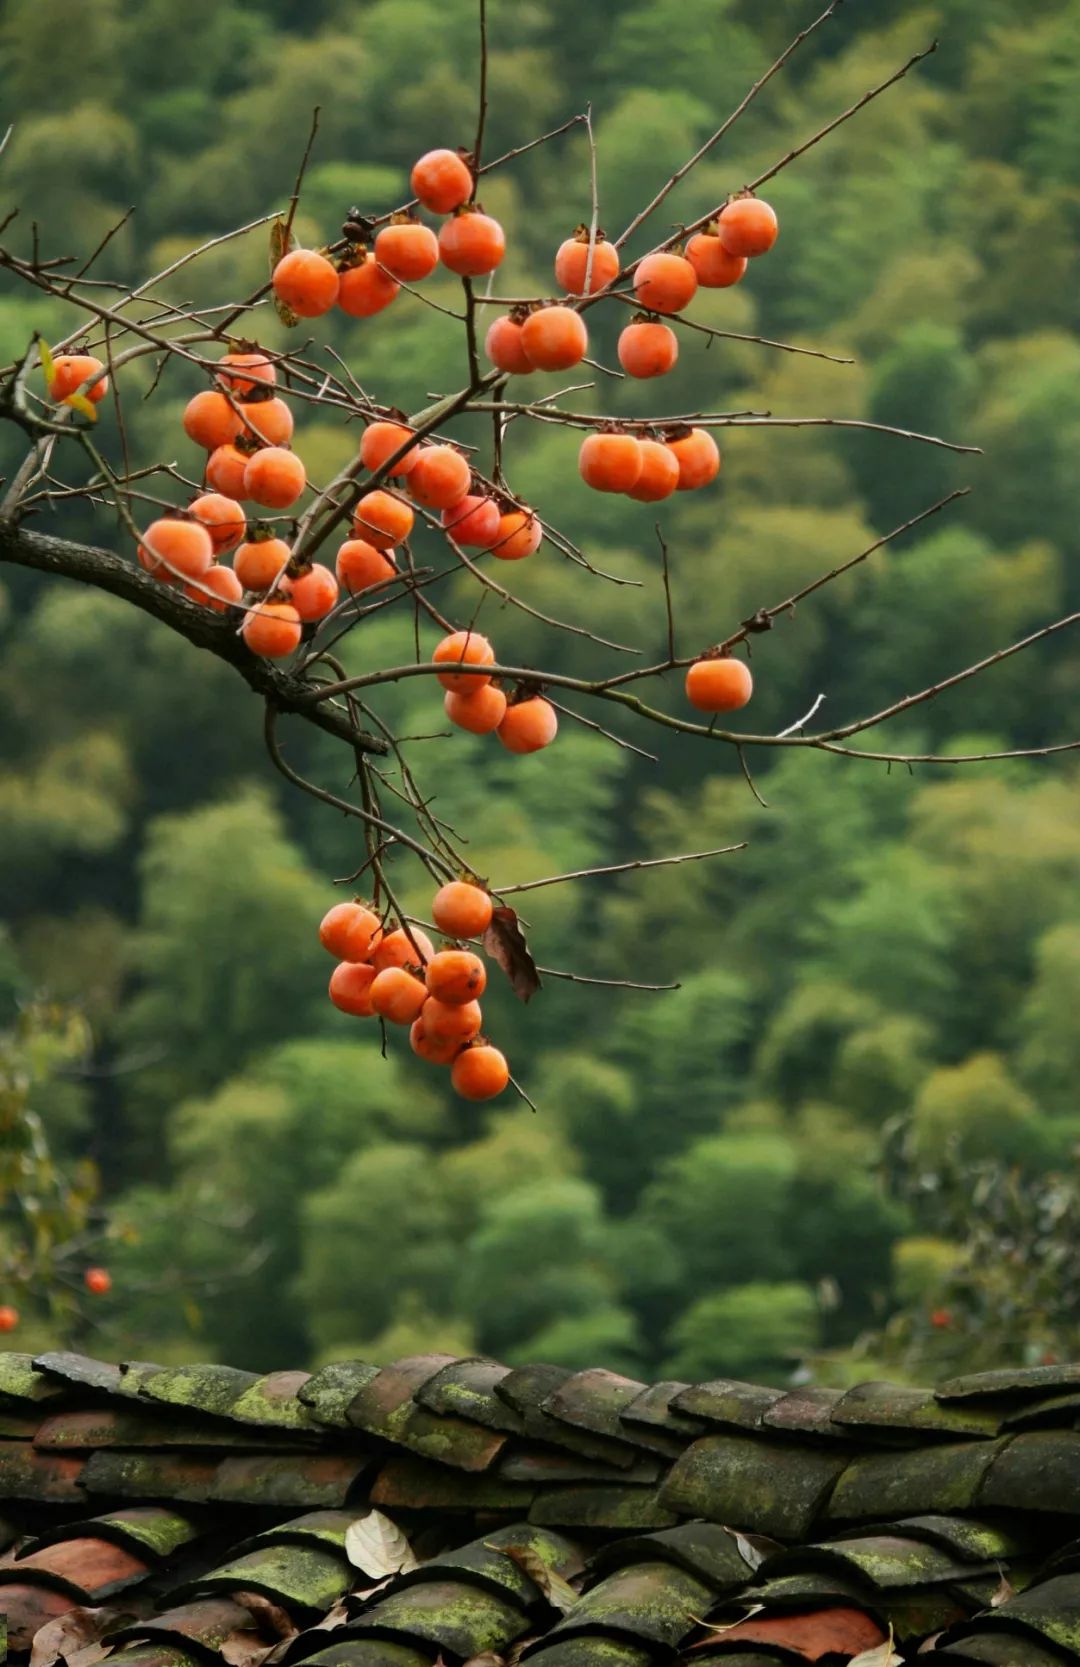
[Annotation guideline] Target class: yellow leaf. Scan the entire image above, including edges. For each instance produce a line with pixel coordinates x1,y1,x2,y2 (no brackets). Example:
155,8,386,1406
37,335,56,386
63,392,98,422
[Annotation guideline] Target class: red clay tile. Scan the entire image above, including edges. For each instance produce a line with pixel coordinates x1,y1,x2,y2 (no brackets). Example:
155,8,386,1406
0,1581,80,1651
0,1441,86,1501
1,1535,149,1596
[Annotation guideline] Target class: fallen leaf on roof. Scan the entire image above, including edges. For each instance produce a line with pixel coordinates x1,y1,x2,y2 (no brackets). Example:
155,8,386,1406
233,1593,298,1642
483,908,541,1004
463,1654,506,1666
29,1606,136,1667
345,1509,419,1579
990,1571,1015,1607
849,1635,902,1667
495,1543,578,1613
722,1526,783,1571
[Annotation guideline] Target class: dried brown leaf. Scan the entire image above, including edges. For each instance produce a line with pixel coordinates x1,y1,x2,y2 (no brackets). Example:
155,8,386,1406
30,1607,136,1667
232,1593,298,1643
482,907,541,1004
345,1510,418,1579
494,1544,577,1613
721,1526,782,1572
990,1571,1015,1608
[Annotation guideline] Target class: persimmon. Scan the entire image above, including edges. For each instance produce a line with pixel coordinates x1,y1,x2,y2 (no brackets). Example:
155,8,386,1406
444,683,508,733
686,655,753,712
234,536,291,592
485,313,534,376
84,1266,112,1295
241,599,303,658
617,319,678,379
627,439,681,502
686,229,748,288
375,219,440,282
48,353,109,404
718,196,778,258
633,251,698,314
411,148,473,215
216,351,276,396
442,494,500,548
497,695,558,754
421,995,483,1045
439,209,506,277
183,564,245,612
370,966,429,1025
372,926,435,973
409,445,472,510
521,305,588,372
410,1017,461,1065
452,1042,510,1101
353,489,414,548
579,431,642,494
433,630,495,692
272,248,340,317
320,900,383,961
205,443,251,499
183,389,242,450
243,447,306,509
338,254,400,318
432,880,493,937
360,420,419,477
138,518,213,581
666,427,721,490
285,562,339,622
491,509,542,561
0,1305,18,1332
337,538,396,594
240,396,294,447
555,231,620,296
426,949,486,1004
329,960,377,1017
188,492,245,554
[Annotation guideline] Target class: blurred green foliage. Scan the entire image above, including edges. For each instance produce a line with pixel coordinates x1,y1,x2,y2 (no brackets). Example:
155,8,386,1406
1,0,1078,1380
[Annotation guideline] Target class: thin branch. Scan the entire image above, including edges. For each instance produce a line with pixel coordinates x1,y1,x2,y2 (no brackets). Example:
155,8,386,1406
537,965,680,991
283,107,321,247
473,0,489,174
496,844,747,895
777,693,826,738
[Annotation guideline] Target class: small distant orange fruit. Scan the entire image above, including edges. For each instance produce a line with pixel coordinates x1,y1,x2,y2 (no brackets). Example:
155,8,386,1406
361,421,419,478
685,656,753,712
521,305,588,372
375,220,440,282
633,251,698,314
442,494,500,548
320,901,383,962
426,949,487,1005
411,149,474,215
234,536,291,592
49,353,109,403
717,197,778,258
432,880,493,938
410,445,472,510
353,489,414,548
84,1267,112,1295
272,248,340,317
485,314,534,376
370,966,429,1025
138,518,213,581
491,509,542,561
0,1305,19,1332
686,229,748,287
497,696,558,754
666,427,721,491
243,447,306,509
579,432,642,493
241,600,303,658
240,396,294,448
439,210,506,277
554,234,620,296
183,390,242,450
617,320,678,379
433,630,496,692
337,538,396,595
338,254,400,317
452,1042,510,1100
329,961,377,1016
444,683,508,734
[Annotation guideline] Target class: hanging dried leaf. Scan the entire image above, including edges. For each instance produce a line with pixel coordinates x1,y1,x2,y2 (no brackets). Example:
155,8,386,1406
345,1509,419,1579
269,216,300,328
494,1544,578,1613
29,1605,136,1667
482,907,541,1004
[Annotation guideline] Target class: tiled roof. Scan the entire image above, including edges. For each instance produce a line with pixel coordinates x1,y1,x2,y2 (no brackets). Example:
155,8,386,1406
4,1352,1080,1663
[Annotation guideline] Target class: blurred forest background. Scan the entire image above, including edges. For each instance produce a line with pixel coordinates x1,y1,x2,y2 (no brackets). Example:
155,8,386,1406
1,0,1079,1385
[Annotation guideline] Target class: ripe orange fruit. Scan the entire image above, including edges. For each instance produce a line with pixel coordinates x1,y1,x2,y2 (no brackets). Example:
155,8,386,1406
452,1042,510,1101
633,251,698,314
337,538,396,594
84,1266,112,1295
49,353,109,403
372,926,435,973
370,966,429,1024
666,427,721,490
329,960,377,1016
206,443,251,499
718,197,778,258
485,313,534,375
426,949,487,1005
491,509,542,561
353,489,414,548
375,219,440,282
686,229,748,288
360,420,419,478
240,396,294,447
138,518,213,581
442,494,500,548
579,432,642,493
686,656,753,712
188,492,246,554
183,563,245,612
626,439,681,502
618,320,678,379
409,1017,462,1065
338,254,400,317
521,305,588,371
272,248,340,317
285,562,339,621
555,233,620,296
497,696,558,754
439,210,506,277
0,1305,18,1332
421,995,483,1044
216,351,276,396
243,447,306,509
411,148,474,214
320,901,383,961
409,445,471,510
432,880,493,937
444,683,508,733
234,536,291,592
183,389,243,450
241,600,303,658
433,630,496,692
